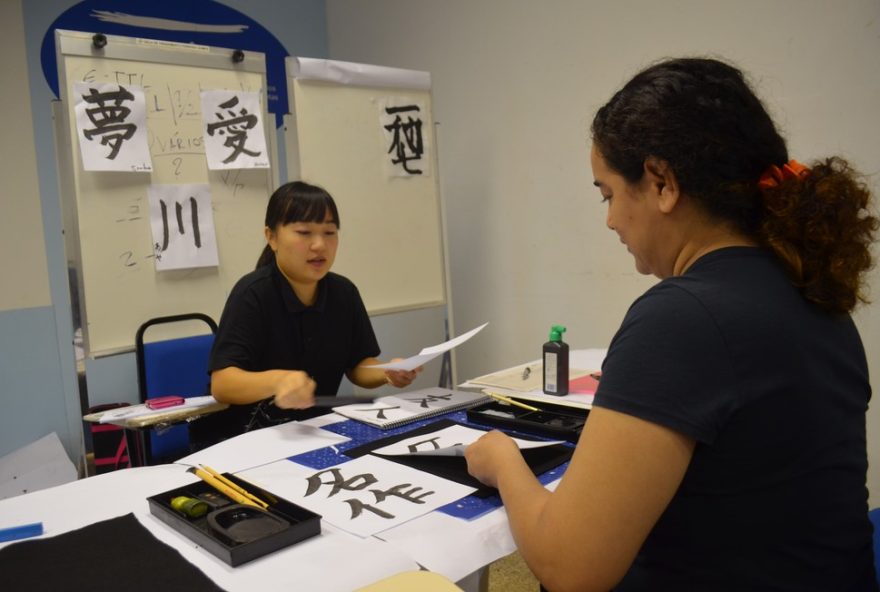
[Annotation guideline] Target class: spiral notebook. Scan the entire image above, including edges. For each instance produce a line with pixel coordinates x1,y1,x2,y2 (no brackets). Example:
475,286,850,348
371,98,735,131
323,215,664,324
332,387,490,429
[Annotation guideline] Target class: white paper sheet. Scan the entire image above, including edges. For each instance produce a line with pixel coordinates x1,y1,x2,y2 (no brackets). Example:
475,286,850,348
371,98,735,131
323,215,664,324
375,507,516,583
73,81,152,172
239,456,476,538
371,323,488,371
201,89,269,169
176,422,350,474
459,348,609,408
289,56,431,90
371,424,562,457
147,183,219,270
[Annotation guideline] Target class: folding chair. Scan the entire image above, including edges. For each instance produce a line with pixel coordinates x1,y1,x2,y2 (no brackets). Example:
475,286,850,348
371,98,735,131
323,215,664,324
134,313,218,465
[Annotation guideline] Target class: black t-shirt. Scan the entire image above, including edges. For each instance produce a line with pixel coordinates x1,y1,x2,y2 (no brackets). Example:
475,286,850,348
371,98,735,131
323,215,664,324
594,247,876,591
204,264,380,437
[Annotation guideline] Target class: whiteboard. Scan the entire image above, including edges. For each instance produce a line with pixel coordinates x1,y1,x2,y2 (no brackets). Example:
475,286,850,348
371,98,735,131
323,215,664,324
55,30,275,357
284,57,447,315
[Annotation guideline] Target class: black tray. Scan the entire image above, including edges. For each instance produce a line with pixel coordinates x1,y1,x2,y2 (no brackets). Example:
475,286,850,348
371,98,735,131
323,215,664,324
148,472,321,566
467,398,590,443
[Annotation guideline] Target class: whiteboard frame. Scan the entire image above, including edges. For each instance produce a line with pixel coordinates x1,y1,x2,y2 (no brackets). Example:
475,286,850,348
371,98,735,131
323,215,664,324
55,29,276,358
284,56,450,317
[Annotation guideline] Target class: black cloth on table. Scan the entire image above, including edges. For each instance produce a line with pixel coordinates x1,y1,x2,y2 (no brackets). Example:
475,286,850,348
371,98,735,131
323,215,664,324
0,513,225,592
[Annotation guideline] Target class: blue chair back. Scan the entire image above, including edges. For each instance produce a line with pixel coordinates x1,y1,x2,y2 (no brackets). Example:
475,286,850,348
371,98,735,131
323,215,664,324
870,507,880,585
135,314,217,464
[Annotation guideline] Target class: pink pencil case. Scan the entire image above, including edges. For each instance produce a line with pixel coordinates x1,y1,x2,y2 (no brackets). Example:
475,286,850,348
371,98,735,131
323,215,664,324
145,395,185,410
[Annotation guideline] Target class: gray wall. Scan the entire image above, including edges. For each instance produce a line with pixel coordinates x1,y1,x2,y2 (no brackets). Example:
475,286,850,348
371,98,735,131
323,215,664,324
325,0,880,505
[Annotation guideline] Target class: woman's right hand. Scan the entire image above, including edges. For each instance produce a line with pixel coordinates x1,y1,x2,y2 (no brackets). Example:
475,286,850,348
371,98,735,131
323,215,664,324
272,371,316,409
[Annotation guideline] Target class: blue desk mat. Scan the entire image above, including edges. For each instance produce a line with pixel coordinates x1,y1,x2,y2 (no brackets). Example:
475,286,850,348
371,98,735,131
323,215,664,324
289,411,571,520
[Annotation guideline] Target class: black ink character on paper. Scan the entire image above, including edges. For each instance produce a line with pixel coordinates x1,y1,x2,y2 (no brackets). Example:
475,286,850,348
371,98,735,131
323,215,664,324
154,196,202,258
354,405,400,420
80,85,137,160
403,393,452,409
406,436,464,453
383,104,424,174
305,468,435,520
206,96,261,163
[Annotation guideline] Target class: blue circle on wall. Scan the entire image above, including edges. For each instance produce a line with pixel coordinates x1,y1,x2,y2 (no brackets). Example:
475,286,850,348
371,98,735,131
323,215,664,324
41,0,290,127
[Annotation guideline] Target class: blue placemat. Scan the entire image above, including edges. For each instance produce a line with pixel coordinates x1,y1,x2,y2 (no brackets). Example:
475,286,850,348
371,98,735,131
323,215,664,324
289,411,572,520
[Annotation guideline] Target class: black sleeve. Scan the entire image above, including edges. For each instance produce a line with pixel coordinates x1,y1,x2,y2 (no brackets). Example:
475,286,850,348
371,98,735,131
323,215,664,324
209,282,266,373
593,283,739,444
346,282,380,369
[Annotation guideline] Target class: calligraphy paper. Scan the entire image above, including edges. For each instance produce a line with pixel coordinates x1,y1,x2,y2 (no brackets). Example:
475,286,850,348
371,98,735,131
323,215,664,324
147,184,219,270
238,455,475,538
200,90,269,169
73,82,152,172
379,97,431,178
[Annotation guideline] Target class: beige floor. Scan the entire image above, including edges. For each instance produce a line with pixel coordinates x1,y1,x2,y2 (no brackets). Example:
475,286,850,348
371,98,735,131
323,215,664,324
487,552,540,591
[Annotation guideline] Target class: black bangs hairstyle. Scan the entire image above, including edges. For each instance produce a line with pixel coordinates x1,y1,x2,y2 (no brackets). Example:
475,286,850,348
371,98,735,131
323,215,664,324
256,181,341,268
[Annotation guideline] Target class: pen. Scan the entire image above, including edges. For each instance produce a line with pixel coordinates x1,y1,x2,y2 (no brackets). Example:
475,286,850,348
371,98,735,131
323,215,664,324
521,366,531,380
200,465,269,509
188,466,262,508
485,391,542,412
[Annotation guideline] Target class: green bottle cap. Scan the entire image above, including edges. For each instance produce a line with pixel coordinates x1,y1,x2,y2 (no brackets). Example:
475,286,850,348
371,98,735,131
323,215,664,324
549,325,567,342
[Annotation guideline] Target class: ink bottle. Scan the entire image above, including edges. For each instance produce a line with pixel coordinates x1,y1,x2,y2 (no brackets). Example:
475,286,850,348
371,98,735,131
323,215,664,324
543,325,569,396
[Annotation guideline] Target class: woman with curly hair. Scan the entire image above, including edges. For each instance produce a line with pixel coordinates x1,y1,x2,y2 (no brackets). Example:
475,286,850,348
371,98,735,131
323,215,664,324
466,58,878,591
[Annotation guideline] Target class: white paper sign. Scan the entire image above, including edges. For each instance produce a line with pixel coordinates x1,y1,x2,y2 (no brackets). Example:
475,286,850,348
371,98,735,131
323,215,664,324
379,97,430,178
239,456,475,538
73,82,152,172
200,90,269,169
147,184,219,270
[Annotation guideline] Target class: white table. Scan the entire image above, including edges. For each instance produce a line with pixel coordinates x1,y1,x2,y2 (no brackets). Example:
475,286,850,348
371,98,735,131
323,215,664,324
460,348,607,409
0,415,526,590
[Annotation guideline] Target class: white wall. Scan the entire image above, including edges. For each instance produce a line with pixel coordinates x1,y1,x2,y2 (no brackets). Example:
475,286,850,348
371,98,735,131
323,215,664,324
0,0,80,468
325,0,880,505
0,0,50,313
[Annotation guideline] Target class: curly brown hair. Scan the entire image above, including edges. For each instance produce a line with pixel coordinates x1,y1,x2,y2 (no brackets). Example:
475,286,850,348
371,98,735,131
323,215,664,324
591,57,878,313
760,157,878,313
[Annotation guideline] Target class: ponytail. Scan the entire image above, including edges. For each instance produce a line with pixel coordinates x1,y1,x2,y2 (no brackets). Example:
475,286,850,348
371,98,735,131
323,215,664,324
256,244,274,269
759,157,878,313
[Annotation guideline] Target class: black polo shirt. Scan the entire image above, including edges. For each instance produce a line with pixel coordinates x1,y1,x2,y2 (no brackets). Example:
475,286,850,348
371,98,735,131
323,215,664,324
204,264,380,437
